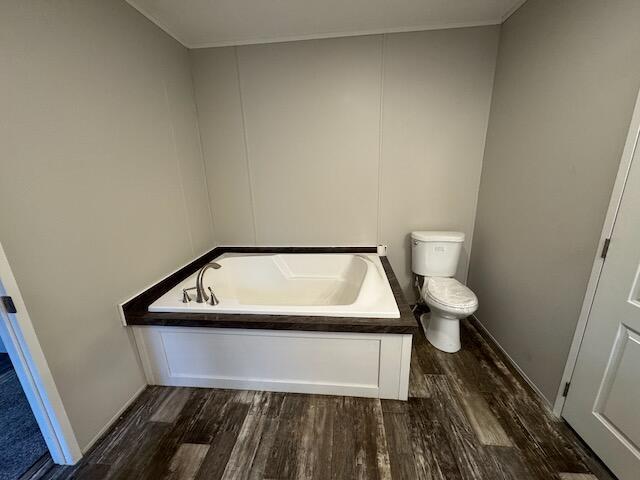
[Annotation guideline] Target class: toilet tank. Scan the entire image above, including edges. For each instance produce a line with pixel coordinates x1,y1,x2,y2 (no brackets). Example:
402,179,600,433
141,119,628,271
411,231,465,277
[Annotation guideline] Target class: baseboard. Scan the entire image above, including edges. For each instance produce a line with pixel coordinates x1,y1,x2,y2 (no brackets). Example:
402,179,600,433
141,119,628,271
470,315,554,413
80,383,147,454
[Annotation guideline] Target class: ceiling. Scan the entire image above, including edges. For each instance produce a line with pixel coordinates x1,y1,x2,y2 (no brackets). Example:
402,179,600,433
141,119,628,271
126,0,527,48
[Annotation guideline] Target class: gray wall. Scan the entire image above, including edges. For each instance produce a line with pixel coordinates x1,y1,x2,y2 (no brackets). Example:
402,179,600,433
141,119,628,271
191,27,500,297
0,0,213,447
468,0,640,402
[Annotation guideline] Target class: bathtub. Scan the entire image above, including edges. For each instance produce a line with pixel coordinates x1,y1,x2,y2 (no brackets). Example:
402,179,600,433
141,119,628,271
148,253,400,318
124,248,414,400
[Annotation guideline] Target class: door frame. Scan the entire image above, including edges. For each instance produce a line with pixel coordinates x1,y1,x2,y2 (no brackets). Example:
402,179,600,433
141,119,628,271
0,241,82,464
554,88,640,415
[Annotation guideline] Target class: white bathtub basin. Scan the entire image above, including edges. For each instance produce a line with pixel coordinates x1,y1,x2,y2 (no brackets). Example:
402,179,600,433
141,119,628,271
149,253,400,318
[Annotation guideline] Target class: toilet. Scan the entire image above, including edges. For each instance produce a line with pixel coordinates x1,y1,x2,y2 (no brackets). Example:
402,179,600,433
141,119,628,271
411,231,478,353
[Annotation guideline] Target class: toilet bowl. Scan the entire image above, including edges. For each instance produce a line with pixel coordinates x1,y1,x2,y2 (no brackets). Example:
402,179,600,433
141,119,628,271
420,277,477,353
411,231,478,353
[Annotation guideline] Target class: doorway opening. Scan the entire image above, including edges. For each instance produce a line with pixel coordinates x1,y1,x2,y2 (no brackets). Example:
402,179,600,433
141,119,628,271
557,89,640,480
0,336,49,479
0,242,81,476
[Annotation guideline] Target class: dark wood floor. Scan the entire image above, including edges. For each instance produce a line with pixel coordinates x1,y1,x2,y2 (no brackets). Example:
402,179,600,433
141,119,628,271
36,318,615,480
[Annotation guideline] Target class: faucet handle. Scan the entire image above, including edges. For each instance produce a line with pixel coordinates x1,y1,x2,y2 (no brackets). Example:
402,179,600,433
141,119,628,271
207,287,219,306
182,287,196,303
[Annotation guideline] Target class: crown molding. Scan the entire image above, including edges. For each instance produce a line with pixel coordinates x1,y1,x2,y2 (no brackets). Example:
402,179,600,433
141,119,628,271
127,0,523,50
186,20,502,49
501,0,528,22
126,1,190,47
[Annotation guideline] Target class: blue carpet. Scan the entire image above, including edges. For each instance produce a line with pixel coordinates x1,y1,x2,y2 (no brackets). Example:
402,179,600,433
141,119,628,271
0,355,11,376
0,357,48,480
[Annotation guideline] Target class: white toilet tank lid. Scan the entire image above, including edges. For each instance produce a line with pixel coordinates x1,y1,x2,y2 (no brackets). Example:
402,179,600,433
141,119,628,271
411,231,465,242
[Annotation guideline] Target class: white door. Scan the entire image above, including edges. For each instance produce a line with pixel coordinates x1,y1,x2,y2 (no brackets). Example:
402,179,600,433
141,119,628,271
562,119,640,479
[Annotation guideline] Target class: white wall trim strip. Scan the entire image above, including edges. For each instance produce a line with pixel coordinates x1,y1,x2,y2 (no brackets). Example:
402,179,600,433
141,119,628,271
164,80,196,256
375,34,387,245
234,47,259,244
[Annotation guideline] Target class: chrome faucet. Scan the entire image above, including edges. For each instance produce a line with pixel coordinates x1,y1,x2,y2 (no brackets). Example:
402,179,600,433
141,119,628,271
195,262,221,305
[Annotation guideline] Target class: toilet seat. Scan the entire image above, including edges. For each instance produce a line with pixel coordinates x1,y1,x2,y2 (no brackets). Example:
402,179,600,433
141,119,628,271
422,277,478,316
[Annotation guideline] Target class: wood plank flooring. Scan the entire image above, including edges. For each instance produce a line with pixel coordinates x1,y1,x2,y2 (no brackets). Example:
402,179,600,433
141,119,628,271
37,318,616,480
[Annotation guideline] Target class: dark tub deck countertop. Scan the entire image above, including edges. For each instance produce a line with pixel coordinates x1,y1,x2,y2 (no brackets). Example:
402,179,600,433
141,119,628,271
121,247,418,334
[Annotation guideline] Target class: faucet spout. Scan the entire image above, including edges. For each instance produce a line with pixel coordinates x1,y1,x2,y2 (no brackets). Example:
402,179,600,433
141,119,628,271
195,262,221,303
